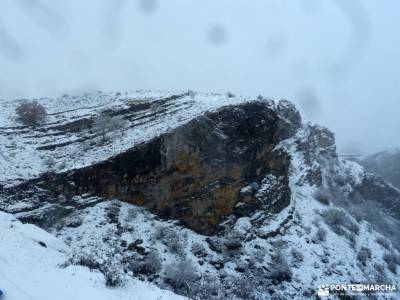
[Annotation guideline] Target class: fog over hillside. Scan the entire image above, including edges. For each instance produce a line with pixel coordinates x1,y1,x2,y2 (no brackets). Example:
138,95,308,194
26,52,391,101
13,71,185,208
357,149,400,189
0,0,400,153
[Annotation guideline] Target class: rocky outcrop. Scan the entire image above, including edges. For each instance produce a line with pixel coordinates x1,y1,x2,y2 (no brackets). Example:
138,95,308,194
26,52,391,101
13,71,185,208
276,99,302,139
357,150,400,190
17,101,292,234
354,173,400,219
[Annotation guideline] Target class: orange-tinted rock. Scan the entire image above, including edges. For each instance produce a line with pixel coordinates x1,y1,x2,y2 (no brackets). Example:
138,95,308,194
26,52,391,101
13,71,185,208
42,101,292,234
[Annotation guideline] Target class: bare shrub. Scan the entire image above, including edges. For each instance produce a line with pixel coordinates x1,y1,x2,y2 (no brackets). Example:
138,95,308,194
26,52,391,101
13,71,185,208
374,263,385,275
70,253,101,270
374,263,388,283
347,200,400,250
129,250,162,278
92,115,127,143
224,231,243,254
16,101,47,126
321,208,359,236
125,207,141,222
229,275,259,299
187,90,196,100
163,259,200,295
253,248,266,264
191,273,221,300
44,157,56,170
68,252,124,287
271,239,287,249
313,227,327,243
313,188,331,205
376,237,391,250
80,140,92,151
383,253,400,274
191,242,207,258
268,251,292,284
103,263,125,287
256,95,264,101
153,226,183,256
347,233,357,248
357,247,372,266
206,236,225,253
290,248,304,267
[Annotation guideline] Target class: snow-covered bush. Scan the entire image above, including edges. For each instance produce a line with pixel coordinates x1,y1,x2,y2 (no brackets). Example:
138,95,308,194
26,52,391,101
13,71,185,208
65,237,126,288
105,200,121,224
15,101,47,126
103,262,125,287
80,140,91,151
253,248,266,263
223,231,243,254
271,239,287,249
376,237,391,250
229,275,260,299
268,251,292,284
321,208,359,236
163,259,200,295
187,90,196,100
190,242,207,258
290,248,304,267
225,260,272,299
347,199,400,249
129,250,162,278
191,273,221,300
65,251,125,287
70,253,101,270
383,252,400,274
125,206,143,222
313,227,327,243
357,247,371,267
153,226,184,256
205,237,225,253
373,263,387,284
313,187,331,205
44,157,56,171
92,115,127,143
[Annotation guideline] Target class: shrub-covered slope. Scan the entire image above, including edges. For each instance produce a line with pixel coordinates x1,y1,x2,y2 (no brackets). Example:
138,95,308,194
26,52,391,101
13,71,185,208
0,211,183,300
1,91,399,299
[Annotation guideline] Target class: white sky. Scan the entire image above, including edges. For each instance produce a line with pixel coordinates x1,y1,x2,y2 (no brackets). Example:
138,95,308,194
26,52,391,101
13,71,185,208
0,0,399,153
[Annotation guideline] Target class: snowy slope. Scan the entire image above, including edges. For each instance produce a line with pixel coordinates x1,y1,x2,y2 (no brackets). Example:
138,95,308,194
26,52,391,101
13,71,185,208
274,128,400,297
0,211,183,300
1,91,400,299
0,90,249,185
41,124,399,299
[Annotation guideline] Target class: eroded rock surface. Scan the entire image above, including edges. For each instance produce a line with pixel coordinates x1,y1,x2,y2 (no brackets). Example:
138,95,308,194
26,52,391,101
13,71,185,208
34,101,290,234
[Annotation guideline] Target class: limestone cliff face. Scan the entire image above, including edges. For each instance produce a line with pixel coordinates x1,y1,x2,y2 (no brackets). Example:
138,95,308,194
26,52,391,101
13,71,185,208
38,101,294,234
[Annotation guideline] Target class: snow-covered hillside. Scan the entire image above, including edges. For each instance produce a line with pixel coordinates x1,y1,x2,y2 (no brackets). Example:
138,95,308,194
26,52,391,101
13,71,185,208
357,149,400,190
1,91,400,299
0,90,248,186
0,211,183,300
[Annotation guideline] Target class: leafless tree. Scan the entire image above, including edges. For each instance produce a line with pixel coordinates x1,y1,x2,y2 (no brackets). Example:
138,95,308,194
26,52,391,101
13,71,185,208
92,115,127,143
15,101,47,126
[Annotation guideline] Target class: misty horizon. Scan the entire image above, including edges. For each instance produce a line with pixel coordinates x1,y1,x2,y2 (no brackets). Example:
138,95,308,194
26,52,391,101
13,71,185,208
0,0,399,154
